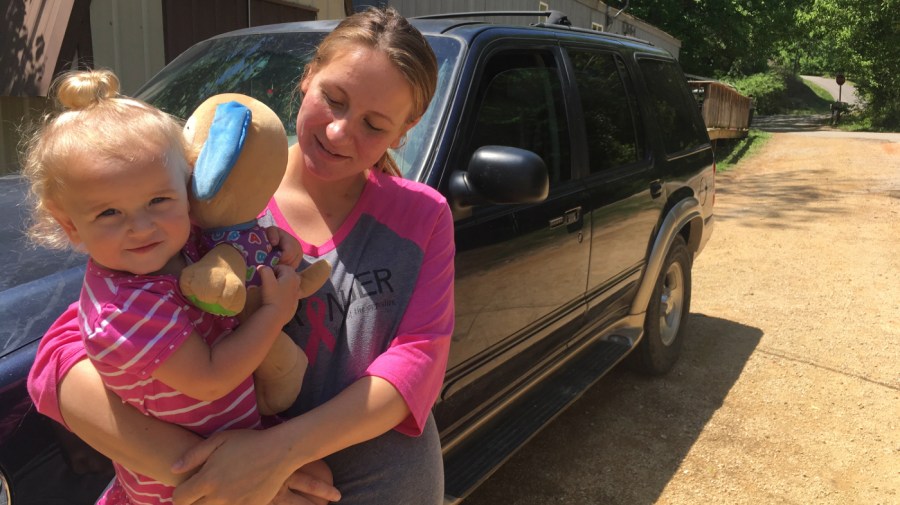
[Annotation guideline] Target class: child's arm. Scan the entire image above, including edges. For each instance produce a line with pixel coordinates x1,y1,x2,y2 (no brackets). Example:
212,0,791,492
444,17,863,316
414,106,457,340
265,225,303,269
152,264,300,401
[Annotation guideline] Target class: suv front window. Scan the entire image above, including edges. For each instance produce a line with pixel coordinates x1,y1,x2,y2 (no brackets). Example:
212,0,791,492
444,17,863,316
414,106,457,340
137,32,461,180
466,49,571,184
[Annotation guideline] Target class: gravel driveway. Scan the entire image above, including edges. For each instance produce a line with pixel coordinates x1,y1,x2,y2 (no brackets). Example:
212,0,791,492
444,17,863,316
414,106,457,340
462,122,900,504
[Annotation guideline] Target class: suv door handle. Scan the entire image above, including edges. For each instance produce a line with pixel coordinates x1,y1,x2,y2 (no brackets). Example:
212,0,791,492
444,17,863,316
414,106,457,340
650,180,663,199
549,206,581,228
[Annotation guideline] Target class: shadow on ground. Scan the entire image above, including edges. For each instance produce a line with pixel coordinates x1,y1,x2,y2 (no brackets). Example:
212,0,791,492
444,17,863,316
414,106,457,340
751,114,831,132
713,166,847,228
462,314,763,505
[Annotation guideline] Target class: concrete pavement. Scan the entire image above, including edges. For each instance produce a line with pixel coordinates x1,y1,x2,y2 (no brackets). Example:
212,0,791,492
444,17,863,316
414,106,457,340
800,74,859,105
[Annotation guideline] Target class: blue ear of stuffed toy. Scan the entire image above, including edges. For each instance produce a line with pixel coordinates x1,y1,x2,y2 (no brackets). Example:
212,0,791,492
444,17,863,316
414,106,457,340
192,101,252,200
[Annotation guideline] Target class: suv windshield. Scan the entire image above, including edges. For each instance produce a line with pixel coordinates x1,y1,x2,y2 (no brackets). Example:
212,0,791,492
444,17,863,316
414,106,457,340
137,31,461,180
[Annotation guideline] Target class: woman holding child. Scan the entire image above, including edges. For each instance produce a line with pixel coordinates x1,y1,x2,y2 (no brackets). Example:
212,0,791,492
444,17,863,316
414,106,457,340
26,6,453,505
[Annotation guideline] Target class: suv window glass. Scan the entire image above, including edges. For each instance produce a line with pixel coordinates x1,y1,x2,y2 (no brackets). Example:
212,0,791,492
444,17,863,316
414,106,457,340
638,58,707,155
137,33,461,181
568,49,641,172
468,50,570,184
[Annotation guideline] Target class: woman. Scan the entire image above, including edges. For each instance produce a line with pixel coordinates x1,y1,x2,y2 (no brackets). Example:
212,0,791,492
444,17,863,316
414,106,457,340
27,7,454,505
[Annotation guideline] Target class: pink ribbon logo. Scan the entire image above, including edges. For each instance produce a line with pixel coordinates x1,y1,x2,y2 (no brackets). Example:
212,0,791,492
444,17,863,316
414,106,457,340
303,296,336,366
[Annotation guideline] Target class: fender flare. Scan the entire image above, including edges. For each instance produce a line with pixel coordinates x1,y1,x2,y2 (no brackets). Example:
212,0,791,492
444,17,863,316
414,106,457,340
629,196,702,316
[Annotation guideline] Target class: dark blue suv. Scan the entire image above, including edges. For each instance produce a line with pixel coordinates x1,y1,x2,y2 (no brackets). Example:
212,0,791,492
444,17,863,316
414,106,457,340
0,12,714,504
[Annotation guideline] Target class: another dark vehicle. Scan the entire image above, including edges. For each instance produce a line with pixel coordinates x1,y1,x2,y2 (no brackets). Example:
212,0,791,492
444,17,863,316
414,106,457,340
0,11,714,504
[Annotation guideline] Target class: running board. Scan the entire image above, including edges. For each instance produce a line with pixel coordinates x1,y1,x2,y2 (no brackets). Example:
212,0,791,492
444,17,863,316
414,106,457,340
442,337,632,504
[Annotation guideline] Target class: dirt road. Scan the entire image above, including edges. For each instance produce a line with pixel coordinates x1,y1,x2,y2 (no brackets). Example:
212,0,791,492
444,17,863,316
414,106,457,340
463,121,900,504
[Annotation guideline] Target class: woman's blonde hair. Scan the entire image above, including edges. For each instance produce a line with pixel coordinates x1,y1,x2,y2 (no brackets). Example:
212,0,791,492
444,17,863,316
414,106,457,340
21,69,188,249
301,6,438,176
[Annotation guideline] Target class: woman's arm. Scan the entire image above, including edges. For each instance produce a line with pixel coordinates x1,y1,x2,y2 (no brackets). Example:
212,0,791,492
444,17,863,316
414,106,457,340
172,375,406,505
28,303,199,485
37,310,338,502
60,359,202,486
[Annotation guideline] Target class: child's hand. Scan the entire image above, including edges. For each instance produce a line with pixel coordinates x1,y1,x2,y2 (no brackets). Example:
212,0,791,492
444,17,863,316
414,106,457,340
257,264,302,326
265,226,303,269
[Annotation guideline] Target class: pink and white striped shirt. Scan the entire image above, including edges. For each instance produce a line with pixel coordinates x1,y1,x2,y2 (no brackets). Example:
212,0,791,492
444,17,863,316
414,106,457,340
80,260,261,505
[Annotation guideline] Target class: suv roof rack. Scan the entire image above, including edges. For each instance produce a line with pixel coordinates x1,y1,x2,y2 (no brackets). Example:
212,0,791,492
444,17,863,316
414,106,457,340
412,10,654,47
413,10,572,26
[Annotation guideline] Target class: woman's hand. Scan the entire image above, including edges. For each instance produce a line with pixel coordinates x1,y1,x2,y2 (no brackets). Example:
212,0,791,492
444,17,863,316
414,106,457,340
171,429,340,505
171,429,284,505
273,461,339,505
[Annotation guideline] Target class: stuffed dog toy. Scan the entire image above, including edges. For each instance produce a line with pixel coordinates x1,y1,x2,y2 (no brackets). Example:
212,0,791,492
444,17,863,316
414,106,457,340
180,93,330,415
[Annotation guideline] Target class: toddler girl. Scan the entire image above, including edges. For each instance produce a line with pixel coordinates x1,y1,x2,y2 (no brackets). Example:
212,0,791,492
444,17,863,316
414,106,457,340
21,69,320,505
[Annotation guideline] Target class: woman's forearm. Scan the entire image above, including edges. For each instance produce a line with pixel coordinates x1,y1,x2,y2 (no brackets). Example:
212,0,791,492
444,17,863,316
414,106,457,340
59,360,202,486
273,376,410,471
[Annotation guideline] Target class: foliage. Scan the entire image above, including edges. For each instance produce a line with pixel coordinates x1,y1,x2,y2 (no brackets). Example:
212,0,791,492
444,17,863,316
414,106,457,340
626,0,899,129
801,79,835,104
726,71,786,115
793,0,900,128
724,70,832,115
628,0,798,77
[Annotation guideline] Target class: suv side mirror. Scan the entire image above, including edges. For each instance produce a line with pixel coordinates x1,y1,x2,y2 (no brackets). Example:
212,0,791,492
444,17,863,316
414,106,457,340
449,146,549,208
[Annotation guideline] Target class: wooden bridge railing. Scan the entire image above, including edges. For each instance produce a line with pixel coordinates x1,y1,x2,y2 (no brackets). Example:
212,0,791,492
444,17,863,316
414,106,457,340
689,80,752,140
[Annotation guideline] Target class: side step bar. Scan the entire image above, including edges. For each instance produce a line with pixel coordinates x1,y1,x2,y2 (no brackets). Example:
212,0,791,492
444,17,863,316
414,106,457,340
442,337,632,504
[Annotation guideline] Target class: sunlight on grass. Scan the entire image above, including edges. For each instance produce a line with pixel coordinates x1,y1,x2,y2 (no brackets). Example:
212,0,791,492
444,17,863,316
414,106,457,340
800,78,835,103
713,130,772,172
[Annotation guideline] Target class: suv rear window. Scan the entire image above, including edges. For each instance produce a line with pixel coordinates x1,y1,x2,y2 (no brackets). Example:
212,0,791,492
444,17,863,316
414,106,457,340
638,58,708,155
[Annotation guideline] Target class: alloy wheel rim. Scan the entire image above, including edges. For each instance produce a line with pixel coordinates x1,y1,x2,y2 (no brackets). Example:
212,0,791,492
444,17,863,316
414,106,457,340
658,261,684,346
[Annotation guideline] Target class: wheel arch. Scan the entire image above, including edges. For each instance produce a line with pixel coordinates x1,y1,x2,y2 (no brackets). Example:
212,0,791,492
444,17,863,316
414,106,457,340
629,196,703,317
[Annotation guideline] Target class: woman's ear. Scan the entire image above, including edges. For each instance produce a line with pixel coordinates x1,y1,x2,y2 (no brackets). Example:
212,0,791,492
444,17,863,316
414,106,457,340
391,117,421,149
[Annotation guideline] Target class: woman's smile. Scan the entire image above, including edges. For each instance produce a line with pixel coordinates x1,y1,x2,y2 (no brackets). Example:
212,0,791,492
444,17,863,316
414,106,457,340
314,134,350,161
296,46,415,183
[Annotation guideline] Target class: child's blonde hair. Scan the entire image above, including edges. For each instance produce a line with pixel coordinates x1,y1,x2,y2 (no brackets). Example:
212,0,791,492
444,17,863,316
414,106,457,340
21,69,188,249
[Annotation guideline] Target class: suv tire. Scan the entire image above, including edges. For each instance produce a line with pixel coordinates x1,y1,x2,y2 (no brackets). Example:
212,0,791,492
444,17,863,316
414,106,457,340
630,234,692,375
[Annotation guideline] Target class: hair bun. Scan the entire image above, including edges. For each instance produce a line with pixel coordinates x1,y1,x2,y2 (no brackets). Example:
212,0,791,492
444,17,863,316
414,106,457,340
55,69,121,110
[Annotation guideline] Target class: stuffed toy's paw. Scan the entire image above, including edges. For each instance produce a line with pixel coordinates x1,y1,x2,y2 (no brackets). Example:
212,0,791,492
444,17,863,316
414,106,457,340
179,245,247,316
298,260,332,299
255,332,307,415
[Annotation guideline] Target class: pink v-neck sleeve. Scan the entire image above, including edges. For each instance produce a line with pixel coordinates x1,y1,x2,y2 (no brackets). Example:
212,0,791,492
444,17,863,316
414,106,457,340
27,303,86,429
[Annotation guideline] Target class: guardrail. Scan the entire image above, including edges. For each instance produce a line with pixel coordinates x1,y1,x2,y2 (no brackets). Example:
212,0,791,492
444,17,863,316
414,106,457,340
689,81,752,140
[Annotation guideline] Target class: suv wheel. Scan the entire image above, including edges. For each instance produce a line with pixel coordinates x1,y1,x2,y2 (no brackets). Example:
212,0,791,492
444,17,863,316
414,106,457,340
630,234,692,375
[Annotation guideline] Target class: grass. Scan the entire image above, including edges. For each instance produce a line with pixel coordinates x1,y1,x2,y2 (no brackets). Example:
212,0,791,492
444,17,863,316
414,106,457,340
795,77,883,131
784,76,833,115
712,130,772,172
800,78,836,104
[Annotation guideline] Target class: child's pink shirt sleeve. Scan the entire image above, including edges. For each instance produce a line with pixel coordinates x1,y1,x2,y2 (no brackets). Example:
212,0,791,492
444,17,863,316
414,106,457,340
364,202,455,436
82,281,196,379
27,303,86,430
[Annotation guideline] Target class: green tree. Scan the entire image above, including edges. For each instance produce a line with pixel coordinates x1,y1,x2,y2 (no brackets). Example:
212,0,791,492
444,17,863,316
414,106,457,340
796,0,900,127
628,0,798,77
